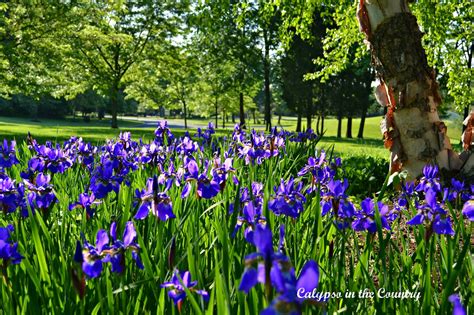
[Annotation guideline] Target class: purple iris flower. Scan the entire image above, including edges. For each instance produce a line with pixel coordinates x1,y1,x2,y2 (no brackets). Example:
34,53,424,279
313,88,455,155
101,141,137,176
268,177,306,218
89,159,123,199
138,141,167,166
415,165,441,193
238,225,290,294
237,129,284,165
231,182,266,244
0,225,24,266
195,122,215,146
407,189,454,236
0,176,26,215
398,182,416,208
69,192,101,219
154,121,174,145
449,294,466,315
161,269,209,305
289,128,318,143
320,179,349,216
75,222,143,278
33,144,73,174
299,151,341,195
0,139,19,168
108,221,144,273
134,176,175,221
176,136,199,155
211,157,235,191
75,229,110,278
23,172,57,217
157,161,182,191
76,141,97,168
461,200,473,221
261,260,322,314
298,151,327,178
231,123,246,143
352,198,391,233
444,179,471,204
182,158,220,199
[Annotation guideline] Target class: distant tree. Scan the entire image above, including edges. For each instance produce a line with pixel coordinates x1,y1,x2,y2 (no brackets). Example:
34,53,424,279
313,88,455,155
70,90,106,119
238,1,282,131
280,10,327,132
1,2,183,128
193,1,261,129
280,0,472,177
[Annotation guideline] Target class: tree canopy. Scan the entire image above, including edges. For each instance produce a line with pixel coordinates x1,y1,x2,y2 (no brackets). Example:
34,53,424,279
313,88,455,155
0,1,470,135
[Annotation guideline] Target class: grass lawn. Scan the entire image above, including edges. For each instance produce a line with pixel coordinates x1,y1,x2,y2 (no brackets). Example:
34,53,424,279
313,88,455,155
0,114,463,160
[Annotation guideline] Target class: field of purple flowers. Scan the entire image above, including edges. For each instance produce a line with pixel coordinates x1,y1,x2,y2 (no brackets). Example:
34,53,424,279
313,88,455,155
0,121,472,314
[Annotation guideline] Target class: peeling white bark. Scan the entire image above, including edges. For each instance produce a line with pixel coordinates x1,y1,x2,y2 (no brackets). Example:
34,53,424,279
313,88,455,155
358,0,465,179
364,0,405,31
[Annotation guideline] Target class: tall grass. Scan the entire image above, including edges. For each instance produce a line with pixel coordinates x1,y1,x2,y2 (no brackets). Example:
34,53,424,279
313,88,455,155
0,128,471,314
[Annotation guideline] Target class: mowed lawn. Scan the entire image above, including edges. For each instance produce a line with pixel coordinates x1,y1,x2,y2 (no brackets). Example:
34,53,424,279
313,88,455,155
0,115,464,160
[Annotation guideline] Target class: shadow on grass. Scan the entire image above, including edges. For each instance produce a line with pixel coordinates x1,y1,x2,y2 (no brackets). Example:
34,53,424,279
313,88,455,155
320,136,383,147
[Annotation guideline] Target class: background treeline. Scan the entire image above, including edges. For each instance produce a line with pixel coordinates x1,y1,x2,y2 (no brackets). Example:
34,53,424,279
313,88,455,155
0,1,470,136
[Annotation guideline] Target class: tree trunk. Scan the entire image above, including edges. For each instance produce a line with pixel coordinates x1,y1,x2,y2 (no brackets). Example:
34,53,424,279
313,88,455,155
253,109,256,124
358,108,367,139
182,99,188,129
222,109,226,129
296,110,302,132
263,28,272,131
462,106,469,135
357,0,464,178
110,81,119,129
346,116,353,138
337,115,342,138
232,114,235,123
316,115,320,134
278,113,281,125
239,92,246,129
215,96,218,128
321,113,325,135
306,89,313,132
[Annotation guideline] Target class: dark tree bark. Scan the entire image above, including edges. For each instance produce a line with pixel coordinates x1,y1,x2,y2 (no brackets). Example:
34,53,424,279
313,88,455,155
232,114,235,123
346,116,353,138
253,109,256,124
462,106,469,134
357,108,367,139
462,44,472,137
337,115,342,138
321,113,325,135
215,96,218,128
278,113,281,125
110,81,119,129
239,92,246,128
222,110,226,129
296,110,302,132
263,28,272,131
182,99,188,129
306,89,313,131
316,115,320,134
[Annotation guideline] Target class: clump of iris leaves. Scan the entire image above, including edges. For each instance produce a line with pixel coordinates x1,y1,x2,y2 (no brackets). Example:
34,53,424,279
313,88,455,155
0,122,472,315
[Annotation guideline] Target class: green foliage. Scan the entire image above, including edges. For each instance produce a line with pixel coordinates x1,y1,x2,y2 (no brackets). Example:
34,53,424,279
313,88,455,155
341,155,388,198
0,129,472,314
279,0,472,114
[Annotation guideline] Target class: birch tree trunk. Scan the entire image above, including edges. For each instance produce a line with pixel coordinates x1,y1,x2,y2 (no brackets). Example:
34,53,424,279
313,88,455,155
357,0,471,179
